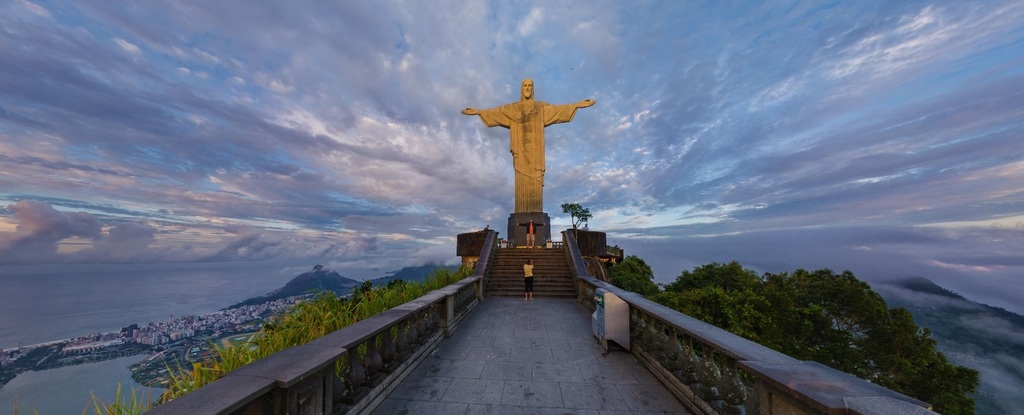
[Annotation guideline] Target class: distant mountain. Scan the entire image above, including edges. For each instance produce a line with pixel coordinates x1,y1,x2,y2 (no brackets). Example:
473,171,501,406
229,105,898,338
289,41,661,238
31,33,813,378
891,276,965,300
371,264,459,287
229,263,458,309
227,265,361,308
875,277,1024,415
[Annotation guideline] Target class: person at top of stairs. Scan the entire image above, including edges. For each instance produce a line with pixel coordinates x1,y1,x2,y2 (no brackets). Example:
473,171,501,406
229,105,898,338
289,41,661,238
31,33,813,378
517,219,543,248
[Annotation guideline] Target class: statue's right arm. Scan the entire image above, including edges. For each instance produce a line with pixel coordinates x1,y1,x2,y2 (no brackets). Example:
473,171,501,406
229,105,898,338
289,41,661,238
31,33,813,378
464,105,512,128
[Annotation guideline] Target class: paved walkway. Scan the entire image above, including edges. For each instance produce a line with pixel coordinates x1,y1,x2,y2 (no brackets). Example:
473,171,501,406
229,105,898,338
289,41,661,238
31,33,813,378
372,297,691,415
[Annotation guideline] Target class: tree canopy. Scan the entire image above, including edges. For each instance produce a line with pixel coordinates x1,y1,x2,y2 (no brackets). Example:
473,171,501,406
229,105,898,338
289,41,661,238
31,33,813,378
560,202,592,229
609,260,978,415
607,255,659,296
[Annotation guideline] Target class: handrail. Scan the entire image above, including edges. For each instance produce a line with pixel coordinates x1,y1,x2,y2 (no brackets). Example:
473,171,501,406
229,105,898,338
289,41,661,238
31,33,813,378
561,229,590,280
473,230,498,300
574,274,935,415
471,229,497,278
149,274,485,415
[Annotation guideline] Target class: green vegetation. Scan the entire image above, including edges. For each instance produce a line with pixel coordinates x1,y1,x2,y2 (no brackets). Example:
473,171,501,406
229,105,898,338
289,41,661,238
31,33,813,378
607,259,979,415
608,255,658,296
84,383,155,415
163,265,472,403
560,203,592,229
9,382,154,415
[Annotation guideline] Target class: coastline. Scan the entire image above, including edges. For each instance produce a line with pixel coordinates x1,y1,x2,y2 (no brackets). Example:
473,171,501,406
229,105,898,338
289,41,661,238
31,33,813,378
1,295,305,390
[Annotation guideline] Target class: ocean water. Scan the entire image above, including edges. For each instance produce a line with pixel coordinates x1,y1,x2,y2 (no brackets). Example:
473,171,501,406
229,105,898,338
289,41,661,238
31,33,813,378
0,355,163,415
0,262,296,347
0,261,299,415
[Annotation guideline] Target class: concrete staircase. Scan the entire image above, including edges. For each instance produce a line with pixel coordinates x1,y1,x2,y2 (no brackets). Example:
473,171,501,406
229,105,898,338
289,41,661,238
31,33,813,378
486,248,575,298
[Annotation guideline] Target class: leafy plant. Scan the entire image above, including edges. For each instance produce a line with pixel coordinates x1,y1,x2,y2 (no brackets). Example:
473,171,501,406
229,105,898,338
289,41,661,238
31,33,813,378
607,255,658,296
560,203,592,229
84,383,154,415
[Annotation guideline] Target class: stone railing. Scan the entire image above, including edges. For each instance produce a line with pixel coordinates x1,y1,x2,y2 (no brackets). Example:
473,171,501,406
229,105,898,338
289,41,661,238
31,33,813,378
561,231,935,415
562,229,589,280
475,230,498,298
149,232,497,415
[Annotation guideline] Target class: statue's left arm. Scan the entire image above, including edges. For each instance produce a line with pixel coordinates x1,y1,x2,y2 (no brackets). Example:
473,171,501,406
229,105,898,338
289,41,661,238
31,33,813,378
543,99,596,126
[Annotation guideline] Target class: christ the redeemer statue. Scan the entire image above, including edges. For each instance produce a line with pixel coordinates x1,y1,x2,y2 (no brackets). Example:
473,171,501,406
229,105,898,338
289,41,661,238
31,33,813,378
462,79,595,213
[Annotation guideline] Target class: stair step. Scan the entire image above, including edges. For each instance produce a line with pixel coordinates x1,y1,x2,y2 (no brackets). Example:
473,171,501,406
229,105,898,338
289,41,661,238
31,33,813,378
484,248,575,299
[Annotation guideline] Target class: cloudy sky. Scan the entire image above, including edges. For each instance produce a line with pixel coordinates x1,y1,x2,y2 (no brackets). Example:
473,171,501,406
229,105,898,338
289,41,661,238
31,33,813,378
1,1,1022,311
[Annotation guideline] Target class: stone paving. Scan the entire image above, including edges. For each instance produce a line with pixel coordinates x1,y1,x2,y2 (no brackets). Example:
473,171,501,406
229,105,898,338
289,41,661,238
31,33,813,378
372,297,691,415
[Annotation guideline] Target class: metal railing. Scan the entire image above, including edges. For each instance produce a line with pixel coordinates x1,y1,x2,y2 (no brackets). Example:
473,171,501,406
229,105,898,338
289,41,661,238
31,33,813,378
561,230,935,415
150,231,498,415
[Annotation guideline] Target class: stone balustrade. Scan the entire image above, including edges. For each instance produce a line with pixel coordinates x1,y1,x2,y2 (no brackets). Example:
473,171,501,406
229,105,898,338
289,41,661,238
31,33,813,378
149,231,498,415
148,227,935,415
561,229,936,415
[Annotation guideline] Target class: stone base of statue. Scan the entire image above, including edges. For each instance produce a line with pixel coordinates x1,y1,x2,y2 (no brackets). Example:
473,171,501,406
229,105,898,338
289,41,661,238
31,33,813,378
507,212,551,247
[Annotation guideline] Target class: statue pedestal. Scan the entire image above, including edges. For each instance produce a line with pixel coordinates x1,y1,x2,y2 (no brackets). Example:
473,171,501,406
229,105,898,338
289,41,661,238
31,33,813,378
507,212,550,247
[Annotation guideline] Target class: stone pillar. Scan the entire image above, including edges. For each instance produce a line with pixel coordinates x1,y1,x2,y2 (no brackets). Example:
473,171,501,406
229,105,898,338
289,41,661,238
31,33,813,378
507,212,550,247
457,230,490,256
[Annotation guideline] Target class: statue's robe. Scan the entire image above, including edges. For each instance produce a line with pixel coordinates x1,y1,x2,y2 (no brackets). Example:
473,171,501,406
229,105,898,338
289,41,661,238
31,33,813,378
474,100,580,213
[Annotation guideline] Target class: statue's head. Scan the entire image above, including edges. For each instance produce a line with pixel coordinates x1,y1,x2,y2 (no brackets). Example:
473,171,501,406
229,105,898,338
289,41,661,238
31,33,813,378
520,79,534,101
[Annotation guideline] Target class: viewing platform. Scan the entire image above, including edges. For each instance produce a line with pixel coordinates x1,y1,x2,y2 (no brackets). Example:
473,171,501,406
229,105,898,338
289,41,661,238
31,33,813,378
372,297,689,414
150,229,935,415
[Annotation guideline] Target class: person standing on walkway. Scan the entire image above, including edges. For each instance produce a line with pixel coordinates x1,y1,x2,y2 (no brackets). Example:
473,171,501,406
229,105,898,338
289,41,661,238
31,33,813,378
523,259,535,300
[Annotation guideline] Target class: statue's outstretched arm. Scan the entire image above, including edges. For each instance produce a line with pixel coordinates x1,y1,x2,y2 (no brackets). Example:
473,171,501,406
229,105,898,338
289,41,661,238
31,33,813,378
465,104,513,128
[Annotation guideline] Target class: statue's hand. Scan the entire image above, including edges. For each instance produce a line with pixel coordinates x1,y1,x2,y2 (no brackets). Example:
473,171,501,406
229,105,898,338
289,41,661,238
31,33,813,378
462,108,479,115
579,99,596,108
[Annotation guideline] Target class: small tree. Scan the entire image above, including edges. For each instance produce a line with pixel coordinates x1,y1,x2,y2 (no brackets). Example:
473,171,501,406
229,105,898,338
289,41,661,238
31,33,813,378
561,202,593,229
608,255,659,297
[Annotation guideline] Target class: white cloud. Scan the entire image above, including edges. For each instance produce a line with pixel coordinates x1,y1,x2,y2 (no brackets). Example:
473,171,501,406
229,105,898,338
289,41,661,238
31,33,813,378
749,76,805,111
517,7,544,36
404,243,458,267
267,78,294,94
18,0,50,18
193,47,221,64
824,4,1024,84
113,38,141,55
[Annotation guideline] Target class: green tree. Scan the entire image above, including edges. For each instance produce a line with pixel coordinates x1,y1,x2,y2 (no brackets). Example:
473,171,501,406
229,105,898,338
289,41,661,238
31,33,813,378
663,260,759,292
862,307,977,414
560,202,593,229
654,286,773,342
607,255,659,296
656,262,977,414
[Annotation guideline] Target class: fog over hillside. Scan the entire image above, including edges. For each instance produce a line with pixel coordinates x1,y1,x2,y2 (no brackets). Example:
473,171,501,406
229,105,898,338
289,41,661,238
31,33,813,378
875,278,1024,415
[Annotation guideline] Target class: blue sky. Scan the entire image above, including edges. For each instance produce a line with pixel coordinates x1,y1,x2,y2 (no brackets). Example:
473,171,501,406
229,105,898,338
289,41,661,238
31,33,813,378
1,1,1022,311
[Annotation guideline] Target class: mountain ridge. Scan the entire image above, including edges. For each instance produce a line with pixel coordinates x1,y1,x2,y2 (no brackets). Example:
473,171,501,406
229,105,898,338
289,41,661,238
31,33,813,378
875,276,1024,415
227,263,458,308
